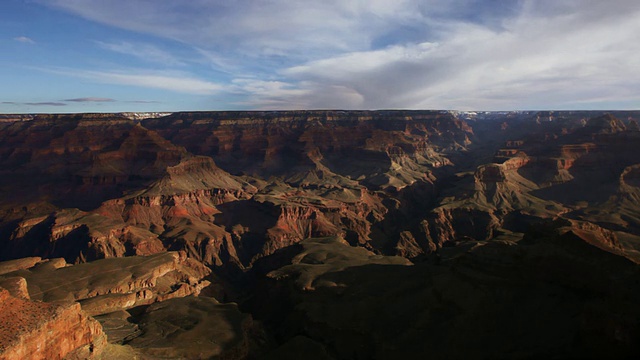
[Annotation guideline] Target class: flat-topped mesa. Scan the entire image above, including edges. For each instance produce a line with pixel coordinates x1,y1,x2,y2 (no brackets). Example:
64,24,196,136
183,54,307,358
33,112,131,121
475,154,531,185
145,109,450,123
118,112,172,120
475,164,507,184
140,110,473,143
143,110,472,142
557,143,598,159
0,114,35,122
21,113,137,128
142,155,253,197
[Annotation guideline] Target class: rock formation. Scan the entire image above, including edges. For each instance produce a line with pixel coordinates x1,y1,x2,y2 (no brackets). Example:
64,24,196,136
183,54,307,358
0,287,106,360
1,110,640,358
1,252,210,316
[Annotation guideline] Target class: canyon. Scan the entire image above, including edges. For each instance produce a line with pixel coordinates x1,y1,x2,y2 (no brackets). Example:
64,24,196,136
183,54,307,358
1,110,640,358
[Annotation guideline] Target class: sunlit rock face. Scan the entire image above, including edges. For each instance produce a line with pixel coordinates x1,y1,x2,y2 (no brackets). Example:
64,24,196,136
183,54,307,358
0,287,106,360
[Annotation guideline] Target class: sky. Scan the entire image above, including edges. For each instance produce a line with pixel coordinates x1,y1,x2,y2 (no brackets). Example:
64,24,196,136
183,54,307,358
1,0,639,113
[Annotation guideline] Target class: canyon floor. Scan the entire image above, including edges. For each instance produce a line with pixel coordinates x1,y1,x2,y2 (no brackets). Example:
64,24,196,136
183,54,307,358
1,110,640,359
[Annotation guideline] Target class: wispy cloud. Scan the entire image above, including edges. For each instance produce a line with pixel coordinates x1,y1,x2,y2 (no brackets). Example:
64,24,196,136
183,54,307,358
194,48,237,74
92,71,223,94
35,0,432,60
125,100,161,104
63,97,116,102
31,0,640,109
44,67,224,95
13,36,35,44
24,102,67,106
95,41,184,66
228,79,312,109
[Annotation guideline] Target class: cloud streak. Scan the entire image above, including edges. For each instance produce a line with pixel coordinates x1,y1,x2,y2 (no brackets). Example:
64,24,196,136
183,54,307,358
13,36,35,44
24,102,67,106
125,100,160,104
36,0,423,58
44,68,224,95
63,97,116,102
96,41,184,66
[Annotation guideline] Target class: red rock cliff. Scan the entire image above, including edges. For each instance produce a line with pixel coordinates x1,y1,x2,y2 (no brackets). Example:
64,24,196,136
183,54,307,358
0,288,106,360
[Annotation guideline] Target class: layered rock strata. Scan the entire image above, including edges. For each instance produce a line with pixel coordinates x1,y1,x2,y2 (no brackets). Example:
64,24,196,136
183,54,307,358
0,252,210,317
0,288,106,360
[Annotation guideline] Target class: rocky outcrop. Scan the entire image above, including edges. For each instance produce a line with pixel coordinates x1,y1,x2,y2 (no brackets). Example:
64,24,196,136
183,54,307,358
0,277,30,300
584,113,627,134
0,251,232,359
427,207,501,245
0,252,211,317
0,288,106,360
260,187,387,257
0,257,41,275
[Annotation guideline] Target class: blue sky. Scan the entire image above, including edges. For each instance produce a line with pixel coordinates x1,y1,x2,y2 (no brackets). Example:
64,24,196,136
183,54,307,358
1,0,639,113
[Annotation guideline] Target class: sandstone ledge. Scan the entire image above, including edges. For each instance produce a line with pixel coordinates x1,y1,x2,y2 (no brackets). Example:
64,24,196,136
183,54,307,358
0,288,106,360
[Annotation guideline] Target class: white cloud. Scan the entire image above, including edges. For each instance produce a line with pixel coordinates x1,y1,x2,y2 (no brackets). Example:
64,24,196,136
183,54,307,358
228,79,312,109
277,1,640,109
93,71,223,95
35,0,430,58
14,36,35,44
227,79,365,110
96,41,184,66
33,0,640,109
44,68,224,95
194,48,239,74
